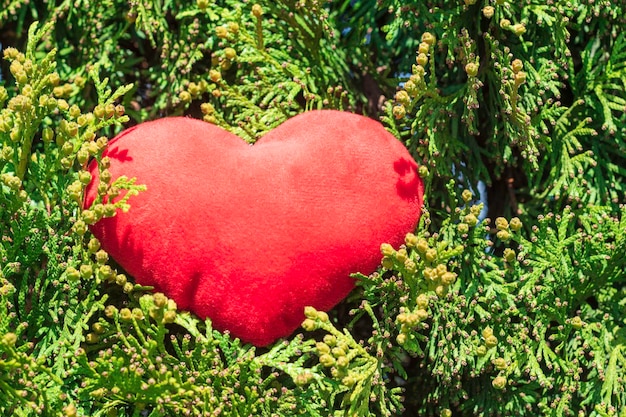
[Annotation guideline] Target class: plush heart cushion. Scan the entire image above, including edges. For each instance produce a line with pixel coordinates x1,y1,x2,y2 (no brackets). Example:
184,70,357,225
85,110,423,346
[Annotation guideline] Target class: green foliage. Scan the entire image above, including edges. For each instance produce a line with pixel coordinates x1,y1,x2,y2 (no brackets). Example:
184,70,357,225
2,0,364,139
1,1,626,416
74,297,320,417
351,188,626,415
376,0,626,221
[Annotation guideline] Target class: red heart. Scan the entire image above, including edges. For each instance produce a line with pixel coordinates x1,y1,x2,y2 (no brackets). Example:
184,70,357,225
86,110,423,346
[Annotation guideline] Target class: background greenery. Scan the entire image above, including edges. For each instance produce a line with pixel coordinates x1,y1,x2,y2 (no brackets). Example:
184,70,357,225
1,1,625,416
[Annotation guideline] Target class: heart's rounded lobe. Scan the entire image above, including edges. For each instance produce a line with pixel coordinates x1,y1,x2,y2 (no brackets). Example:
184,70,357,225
86,110,424,346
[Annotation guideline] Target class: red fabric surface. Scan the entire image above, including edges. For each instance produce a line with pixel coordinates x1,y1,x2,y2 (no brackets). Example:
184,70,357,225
85,110,424,346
